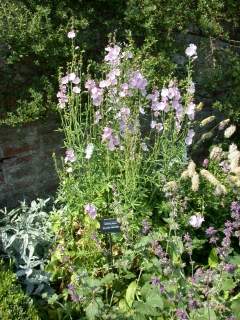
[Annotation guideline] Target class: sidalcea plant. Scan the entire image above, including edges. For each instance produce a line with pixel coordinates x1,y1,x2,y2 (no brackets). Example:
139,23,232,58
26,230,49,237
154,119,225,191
46,35,240,320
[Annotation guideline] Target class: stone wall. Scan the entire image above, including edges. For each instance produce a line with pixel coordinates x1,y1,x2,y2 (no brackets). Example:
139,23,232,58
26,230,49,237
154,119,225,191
0,117,64,208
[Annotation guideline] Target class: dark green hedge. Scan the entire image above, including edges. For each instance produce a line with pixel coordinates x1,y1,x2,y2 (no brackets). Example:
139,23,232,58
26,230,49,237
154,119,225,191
0,261,40,320
0,0,239,125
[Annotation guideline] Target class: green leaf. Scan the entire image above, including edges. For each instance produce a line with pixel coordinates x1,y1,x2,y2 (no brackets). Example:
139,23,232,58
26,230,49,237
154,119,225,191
133,301,160,316
101,273,115,285
229,255,240,266
231,299,240,319
119,299,130,313
208,248,218,268
146,292,163,309
85,301,99,320
221,277,235,291
126,280,138,308
194,308,217,320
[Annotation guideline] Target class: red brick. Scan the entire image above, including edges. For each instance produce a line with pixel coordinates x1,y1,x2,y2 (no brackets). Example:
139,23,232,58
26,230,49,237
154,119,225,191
4,145,34,157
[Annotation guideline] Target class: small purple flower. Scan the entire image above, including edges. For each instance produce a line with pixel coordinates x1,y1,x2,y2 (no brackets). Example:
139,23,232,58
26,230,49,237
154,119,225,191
176,309,188,320
231,201,240,218
65,148,76,163
151,276,160,286
142,219,151,235
67,283,81,302
102,127,113,141
206,227,217,237
224,263,236,273
188,298,198,310
84,203,97,219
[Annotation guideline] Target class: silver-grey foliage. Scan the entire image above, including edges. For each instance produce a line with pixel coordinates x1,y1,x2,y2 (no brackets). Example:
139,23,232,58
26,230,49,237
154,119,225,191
0,198,54,295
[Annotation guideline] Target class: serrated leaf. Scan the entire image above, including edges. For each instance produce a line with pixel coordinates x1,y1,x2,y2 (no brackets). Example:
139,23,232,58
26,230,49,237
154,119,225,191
86,301,99,320
208,248,218,268
146,292,163,309
126,280,137,307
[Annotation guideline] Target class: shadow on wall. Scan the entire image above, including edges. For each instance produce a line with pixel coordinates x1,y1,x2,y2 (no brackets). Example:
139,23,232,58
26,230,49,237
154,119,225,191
0,116,64,209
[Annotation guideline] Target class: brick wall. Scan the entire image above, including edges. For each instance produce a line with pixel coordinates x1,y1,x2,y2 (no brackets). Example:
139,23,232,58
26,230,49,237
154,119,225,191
0,117,64,208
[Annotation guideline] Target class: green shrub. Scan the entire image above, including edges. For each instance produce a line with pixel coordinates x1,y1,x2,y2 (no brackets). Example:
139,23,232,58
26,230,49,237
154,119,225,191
0,261,40,320
0,1,240,125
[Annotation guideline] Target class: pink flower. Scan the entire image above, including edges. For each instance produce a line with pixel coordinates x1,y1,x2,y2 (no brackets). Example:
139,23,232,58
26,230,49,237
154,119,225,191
57,84,68,108
72,77,80,85
94,111,102,124
187,81,195,94
102,127,113,141
102,127,119,151
185,44,197,58
73,86,80,94
85,79,96,90
99,79,111,88
151,121,163,132
129,70,148,92
61,76,69,85
84,203,97,219
186,102,195,120
185,129,195,145
108,135,119,151
68,72,76,81
189,214,204,228
104,45,121,64
161,88,169,98
67,30,76,39
65,149,76,163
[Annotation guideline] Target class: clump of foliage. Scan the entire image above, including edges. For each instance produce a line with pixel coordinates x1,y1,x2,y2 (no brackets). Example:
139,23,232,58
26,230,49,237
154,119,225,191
42,34,240,319
0,260,40,320
0,198,54,295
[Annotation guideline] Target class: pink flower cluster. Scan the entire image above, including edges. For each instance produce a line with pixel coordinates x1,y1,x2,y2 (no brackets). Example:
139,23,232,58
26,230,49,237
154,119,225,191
85,80,103,106
57,72,81,107
102,127,120,151
84,203,97,219
64,148,76,163
129,70,148,95
147,82,185,130
104,45,121,65
57,84,68,108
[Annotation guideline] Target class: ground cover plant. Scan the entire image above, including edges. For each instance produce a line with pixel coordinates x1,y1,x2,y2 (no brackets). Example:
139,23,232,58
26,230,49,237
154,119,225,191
40,31,240,319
